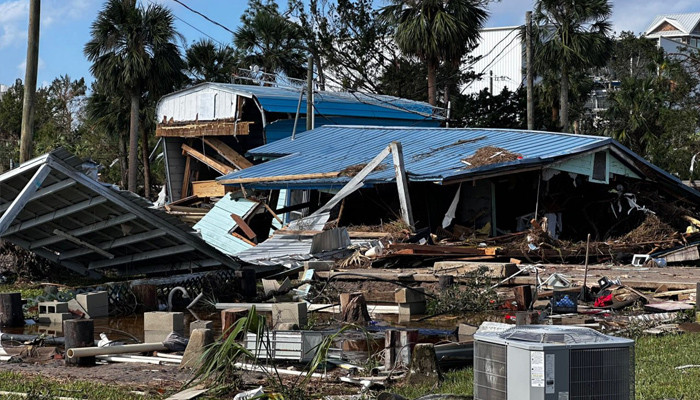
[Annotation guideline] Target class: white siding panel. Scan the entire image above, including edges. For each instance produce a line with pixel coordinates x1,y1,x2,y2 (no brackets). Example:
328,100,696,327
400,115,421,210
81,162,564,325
157,87,239,122
461,27,524,96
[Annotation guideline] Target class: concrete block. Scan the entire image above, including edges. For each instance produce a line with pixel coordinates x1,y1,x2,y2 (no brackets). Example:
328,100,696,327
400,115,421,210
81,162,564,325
181,328,214,369
395,287,425,303
76,291,109,318
144,312,184,332
189,320,213,335
303,260,334,271
144,330,174,344
398,302,426,317
38,313,74,324
38,301,69,314
271,302,307,328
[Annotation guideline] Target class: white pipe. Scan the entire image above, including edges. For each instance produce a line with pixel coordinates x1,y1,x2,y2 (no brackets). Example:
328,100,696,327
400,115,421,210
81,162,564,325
155,352,183,360
187,292,204,309
97,355,164,365
233,362,326,378
168,286,189,312
111,354,181,363
67,342,168,359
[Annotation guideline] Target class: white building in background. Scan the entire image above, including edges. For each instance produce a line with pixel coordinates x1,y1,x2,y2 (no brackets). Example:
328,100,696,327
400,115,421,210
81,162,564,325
0,84,8,96
461,26,524,96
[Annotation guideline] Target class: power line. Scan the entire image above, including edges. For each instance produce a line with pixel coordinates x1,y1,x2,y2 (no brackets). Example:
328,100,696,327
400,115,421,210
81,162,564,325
171,0,237,35
460,32,521,95
173,14,227,46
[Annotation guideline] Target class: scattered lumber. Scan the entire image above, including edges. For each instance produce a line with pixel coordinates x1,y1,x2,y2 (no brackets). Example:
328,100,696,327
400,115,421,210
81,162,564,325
156,120,251,137
388,243,499,256
202,137,254,169
191,180,227,198
181,143,235,175
219,171,341,184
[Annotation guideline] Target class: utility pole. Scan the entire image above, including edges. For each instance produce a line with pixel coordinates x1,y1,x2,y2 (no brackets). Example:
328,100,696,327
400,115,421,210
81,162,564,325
19,0,41,163
526,11,534,130
306,55,313,131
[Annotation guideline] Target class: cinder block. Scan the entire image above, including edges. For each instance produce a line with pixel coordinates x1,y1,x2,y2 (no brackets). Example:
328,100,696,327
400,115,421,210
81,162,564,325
394,287,425,303
398,302,426,317
189,320,213,335
38,312,73,324
144,312,184,332
145,330,175,344
38,301,69,314
271,302,307,328
76,291,109,318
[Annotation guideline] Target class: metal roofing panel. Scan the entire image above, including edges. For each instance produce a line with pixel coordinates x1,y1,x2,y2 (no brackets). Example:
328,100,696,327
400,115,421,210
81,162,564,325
193,194,257,256
645,13,700,34
170,82,445,121
223,126,609,186
0,149,238,277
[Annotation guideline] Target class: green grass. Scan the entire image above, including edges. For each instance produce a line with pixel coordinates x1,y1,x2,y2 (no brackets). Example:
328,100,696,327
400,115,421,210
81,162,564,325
0,283,44,300
0,370,165,399
392,369,474,399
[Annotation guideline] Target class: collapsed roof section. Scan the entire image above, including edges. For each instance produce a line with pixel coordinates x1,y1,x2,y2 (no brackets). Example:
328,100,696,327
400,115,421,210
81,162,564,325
0,149,238,278
219,126,700,204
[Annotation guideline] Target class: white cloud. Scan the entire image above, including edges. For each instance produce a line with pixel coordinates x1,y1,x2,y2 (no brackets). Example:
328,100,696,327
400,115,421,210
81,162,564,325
0,0,92,49
16,57,46,73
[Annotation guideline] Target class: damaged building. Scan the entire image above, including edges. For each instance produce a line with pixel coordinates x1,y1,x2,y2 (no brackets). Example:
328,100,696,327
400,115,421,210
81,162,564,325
211,125,700,265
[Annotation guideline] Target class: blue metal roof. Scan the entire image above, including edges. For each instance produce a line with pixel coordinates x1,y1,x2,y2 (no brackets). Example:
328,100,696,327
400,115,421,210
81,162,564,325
208,83,442,121
221,126,607,185
218,126,700,202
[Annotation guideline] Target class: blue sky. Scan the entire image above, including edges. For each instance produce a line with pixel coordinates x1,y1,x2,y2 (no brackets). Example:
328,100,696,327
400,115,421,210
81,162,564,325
0,0,698,87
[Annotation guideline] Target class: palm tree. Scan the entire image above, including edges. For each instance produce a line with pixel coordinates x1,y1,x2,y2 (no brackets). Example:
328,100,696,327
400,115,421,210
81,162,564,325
381,0,488,106
234,0,307,80
533,0,612,131
84,0,185,194
186,39,237,83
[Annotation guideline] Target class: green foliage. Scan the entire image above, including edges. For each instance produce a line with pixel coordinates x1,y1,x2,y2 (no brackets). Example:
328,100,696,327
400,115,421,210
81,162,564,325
427,266,499,315
186,39,237,83
392,369,474,398
235,0,307,80
381,0,488,105
455,87,527,129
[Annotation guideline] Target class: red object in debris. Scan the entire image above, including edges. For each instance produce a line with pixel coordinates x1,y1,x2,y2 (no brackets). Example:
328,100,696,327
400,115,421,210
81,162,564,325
594,293,613,307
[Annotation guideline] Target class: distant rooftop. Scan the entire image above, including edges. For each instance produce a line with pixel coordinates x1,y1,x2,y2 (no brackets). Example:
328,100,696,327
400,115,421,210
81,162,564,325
645,12,700,37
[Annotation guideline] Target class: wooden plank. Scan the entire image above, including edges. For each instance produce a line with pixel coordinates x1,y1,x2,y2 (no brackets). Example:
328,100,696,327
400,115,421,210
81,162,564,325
1,197,108,237
181,156,192,199
169,195,199,207
191,180,226,198
231,213,256,240
231,232,256,246
59,230,168,260
219,171,340,184
0,179,76,213
165,387,209,400
390,141,414,227
274,230,391,238
653,289,696,298
29,214,138,249
202,137,254,169
156,120,251,137
262,202,283,225
0,164,51,235
181,144,234,175
53,229,115,259
89,244,194,270
388,243,497,255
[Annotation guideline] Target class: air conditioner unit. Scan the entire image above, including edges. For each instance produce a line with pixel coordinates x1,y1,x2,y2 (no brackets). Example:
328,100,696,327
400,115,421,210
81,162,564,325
474,324,634,400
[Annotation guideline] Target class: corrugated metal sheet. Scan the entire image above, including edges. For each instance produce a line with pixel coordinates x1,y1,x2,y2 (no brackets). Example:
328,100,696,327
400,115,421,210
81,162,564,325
157,82,444,123
193,193,257,256
645,13,700,35
221,125,700,202
226,126,608,186
462,26,524,95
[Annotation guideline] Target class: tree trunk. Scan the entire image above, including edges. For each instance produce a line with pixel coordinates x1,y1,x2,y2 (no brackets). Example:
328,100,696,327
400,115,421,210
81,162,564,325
140,124,151,198
118,132,128,188
128,92,140,193
427,59,437,106
560,62,569,131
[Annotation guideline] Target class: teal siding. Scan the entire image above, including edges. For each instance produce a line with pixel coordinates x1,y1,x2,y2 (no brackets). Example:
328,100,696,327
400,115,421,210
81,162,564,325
194,194,257,255
550,151,641,183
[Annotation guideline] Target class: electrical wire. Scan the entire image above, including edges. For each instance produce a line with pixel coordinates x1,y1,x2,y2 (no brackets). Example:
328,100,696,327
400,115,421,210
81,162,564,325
171,0,237,35
460,32,522,95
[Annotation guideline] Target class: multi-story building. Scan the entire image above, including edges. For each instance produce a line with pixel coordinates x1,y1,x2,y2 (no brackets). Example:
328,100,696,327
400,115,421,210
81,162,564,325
644,12,700,53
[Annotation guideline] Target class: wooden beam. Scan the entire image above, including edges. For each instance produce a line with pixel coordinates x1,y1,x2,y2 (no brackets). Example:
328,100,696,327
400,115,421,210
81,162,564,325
1,197,108,237
29,214,138,249
191,180,226,198
231,213,256,240
231,232,256,246
0,164,51,235
274,230,391,238
181,144,234,175
59,229,168,260
262,202,283,225
9,237,102,279
113,258,223,276
390,141,414,227
202,138,253,169
181,155,192,199
0,179,76,213
219,171,340,185
88,244,194,270
53,229,115,259
156,120,252,137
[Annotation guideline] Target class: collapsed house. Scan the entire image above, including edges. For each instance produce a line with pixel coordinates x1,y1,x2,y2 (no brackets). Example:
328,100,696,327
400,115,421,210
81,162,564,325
210,125,700,265
0,149,238,277
155,82,444,202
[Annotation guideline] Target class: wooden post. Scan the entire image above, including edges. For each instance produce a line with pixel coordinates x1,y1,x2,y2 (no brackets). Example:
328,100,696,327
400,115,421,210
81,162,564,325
0,293,24,327
239,268,257,299
64,319,95,366
513,285,533,311
132,285,158,312
390,142,414,228
340,292,370,324
221,307,247,339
